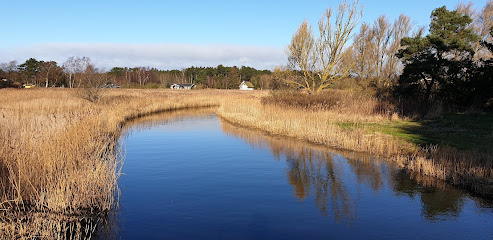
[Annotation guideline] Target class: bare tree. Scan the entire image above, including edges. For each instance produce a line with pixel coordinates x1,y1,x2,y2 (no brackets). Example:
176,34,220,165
372,16,392,82
385,14,411,83
286,0,362,93
456,2,477,20
456,1,493,60
63,56,92,88
74,57,92,88
287,20,315,91
350,22,376,80
477,1,493,42
475,0,493,59
0,61,18,81
0,61,18,74
272,66,294,90
40,61,57,88
78,64,107,102
51,65,65,87
346,13,411,87
135,67,152,86
63,57,76,88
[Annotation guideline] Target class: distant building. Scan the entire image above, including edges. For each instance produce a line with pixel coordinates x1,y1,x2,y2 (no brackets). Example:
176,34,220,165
0,79,9,88
0,79,21,88
170,83,195,89
239,81,254,90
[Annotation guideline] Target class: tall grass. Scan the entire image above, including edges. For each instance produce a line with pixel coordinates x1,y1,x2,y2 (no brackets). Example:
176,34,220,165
218,90,410,155
0,88,219,239
262,89,395,115
0,88,491,238
217,90,493,197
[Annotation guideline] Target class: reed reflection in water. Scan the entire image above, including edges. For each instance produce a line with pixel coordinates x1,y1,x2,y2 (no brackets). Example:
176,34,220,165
221,119,492,224
115,109,493,239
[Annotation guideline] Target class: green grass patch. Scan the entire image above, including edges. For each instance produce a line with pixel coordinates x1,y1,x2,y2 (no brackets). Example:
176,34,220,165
336,113,493,152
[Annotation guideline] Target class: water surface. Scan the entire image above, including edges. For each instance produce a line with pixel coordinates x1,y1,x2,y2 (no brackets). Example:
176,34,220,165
114,109,493,239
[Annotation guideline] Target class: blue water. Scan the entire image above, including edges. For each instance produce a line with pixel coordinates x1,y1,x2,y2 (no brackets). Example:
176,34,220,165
113,110,493,240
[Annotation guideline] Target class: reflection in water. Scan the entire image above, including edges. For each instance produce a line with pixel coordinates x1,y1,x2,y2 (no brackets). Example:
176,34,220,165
391,171,465,221
93,210,120,240
122,107,218,134
221,121,381,224
220,119,491,223
286,149,355,222
112,108,218,238
113,109,493,239
346,156,384,191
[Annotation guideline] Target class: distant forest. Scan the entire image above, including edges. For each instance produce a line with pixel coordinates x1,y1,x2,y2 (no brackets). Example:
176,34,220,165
108,65,274,89
0,58,276,90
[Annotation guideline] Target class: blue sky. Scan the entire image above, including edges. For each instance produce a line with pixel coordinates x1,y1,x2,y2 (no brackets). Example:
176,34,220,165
1,0,489,70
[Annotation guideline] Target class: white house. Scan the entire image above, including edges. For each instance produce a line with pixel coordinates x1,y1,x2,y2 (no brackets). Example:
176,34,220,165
170,83,195,89
239,81,254,90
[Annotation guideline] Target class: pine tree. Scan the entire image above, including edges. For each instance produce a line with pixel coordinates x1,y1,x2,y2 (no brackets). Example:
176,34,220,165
397,6,479,105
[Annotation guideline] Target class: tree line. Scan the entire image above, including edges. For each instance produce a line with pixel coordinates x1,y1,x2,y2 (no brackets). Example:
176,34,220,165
0,57,279,89
108,65,274,89
286,0,493,111
2,1,492,111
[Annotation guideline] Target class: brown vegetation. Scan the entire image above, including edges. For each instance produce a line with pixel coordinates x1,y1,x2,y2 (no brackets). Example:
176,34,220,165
0,88,491,238
261,89,395,114
218,90,493,198
220,118,485,222
0,88,219,239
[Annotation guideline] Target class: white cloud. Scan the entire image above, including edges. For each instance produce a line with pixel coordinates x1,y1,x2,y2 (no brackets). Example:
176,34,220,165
0,43,286,70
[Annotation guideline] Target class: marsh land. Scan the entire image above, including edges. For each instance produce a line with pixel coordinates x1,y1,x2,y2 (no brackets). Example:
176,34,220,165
0,88,491,238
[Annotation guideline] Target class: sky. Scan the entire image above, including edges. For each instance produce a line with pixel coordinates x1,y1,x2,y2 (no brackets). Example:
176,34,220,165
1,0,489,70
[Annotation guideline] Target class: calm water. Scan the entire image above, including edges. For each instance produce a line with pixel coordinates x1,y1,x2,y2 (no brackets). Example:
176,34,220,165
111,109,493,239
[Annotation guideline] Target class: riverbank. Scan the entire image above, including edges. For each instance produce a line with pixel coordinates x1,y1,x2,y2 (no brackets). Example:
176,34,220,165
216,91,493,197
0,89,220,239
0,88,491,238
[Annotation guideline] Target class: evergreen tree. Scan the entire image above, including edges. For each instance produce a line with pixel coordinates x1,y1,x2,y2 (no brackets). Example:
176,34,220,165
19,58,42,85
397,6,479,105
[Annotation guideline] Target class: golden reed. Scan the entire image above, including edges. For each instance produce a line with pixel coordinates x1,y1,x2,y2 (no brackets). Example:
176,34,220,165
0,89,218,239
216,91,493,197
0,88,491,238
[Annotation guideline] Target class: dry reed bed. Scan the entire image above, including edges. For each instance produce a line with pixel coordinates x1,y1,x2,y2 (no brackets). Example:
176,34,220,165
0,89,221,239
217,94,410,156
0,88,491,238
216,93,493,197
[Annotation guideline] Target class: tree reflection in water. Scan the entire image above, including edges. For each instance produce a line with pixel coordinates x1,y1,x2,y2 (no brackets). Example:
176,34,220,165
220,118,491,223
285,149,355,222
391,171,465,221
345,155,385,191
121,110,491,227
222,121,364,223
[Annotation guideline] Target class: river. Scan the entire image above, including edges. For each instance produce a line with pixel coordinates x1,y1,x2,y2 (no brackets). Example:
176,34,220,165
109,109,493,239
